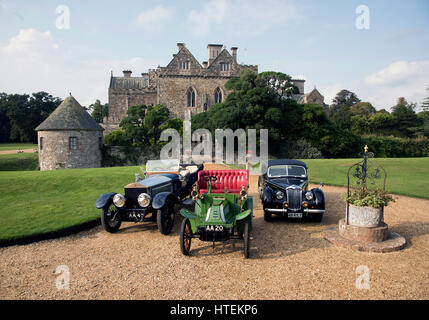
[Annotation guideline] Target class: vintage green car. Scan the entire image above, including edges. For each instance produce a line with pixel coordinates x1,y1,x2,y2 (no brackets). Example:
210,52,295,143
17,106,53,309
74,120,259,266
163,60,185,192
179,169,253,258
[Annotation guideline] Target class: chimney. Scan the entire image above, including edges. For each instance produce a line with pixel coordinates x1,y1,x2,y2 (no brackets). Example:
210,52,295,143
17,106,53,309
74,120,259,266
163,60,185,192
231,47,238,62
123,70,132,78
177,43,185,51
207,44,223,66
202,61,208,68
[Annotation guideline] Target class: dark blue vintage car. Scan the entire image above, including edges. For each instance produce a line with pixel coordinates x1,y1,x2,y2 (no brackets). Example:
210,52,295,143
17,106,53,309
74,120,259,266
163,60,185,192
95,160,203,235
258,159,325,222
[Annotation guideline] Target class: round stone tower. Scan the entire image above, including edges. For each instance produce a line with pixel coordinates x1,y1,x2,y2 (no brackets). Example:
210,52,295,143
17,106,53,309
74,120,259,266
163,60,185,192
35,94,104,171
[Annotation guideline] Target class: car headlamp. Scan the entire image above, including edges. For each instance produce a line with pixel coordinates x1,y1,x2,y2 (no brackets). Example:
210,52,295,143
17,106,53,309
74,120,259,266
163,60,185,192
137,193,151,208
113,194,126,208
305,191,313,201
276,191,284,200
240,186,248,201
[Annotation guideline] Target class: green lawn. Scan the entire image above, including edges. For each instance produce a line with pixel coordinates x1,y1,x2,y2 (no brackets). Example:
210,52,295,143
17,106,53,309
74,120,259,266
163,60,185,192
0,153,39,171
0,158,427,242
229,158,429,199
0,166,144,241
0,143,37,151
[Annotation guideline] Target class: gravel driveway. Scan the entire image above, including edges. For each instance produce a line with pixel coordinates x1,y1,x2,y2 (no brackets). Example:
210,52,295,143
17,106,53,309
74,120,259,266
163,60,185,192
1,168,428,299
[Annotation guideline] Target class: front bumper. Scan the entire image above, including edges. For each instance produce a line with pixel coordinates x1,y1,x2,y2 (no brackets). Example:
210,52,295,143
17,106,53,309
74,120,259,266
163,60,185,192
264,208,325,214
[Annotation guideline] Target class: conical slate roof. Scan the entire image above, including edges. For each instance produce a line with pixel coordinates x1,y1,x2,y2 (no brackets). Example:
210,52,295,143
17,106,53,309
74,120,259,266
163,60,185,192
35,95,103,131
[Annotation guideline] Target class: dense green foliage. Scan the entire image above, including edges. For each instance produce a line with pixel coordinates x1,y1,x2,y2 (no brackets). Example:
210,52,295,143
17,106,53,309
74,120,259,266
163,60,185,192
0,92,62,143
363,135,429,157
192,69,363,158
104,104,183,149
88,99,108,123
342,188,394,208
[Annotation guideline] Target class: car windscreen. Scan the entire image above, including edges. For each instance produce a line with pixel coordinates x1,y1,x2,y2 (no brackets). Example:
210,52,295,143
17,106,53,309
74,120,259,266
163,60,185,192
267,165,306,178
146,159,180,172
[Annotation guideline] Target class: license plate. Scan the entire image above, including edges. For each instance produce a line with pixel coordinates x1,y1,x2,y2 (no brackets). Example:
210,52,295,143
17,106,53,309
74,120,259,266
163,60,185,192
288,212,303,218
205,225,224,232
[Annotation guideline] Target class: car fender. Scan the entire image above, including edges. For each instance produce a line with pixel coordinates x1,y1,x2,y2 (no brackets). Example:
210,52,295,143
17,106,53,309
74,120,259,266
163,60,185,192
236,209,252,221
180,208,197,220
263,188,273,203
152,192,178,210
95,192,116,209
312,188,325,207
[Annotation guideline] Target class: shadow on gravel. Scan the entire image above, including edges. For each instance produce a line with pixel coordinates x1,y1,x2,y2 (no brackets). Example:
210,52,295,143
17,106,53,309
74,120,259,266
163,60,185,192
389,221,429,247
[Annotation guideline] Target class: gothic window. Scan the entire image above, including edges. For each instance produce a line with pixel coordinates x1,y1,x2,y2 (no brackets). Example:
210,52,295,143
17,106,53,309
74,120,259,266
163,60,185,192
39,137,44,150
214,88,222,104
220,63,230,71
204,103,208,111
69,137,78,150
180,61,190,70
187,88,195,107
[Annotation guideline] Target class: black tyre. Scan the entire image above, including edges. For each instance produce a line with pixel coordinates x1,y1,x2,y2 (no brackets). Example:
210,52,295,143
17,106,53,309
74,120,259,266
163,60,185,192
180,218,192,255
157,199,175,235
243,220,250,259
311,213,323,223
101,203,121,233
263,208,272,222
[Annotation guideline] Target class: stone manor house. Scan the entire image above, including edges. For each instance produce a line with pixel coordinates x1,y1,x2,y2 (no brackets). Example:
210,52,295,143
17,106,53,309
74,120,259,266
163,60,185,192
102,43,326,133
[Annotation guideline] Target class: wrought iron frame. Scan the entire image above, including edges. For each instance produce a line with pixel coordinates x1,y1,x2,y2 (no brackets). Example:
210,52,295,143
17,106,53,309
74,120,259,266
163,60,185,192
346,146,386,224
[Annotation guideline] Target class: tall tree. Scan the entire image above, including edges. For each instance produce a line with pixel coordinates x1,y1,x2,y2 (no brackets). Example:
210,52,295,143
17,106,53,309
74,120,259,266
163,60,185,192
89,99,108,123
391,97,422,138
6,92,61,142
119,105,148,146
329,89,361,118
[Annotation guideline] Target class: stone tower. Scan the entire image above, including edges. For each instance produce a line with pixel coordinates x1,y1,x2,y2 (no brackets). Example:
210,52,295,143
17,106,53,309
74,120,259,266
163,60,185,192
35,94,104,171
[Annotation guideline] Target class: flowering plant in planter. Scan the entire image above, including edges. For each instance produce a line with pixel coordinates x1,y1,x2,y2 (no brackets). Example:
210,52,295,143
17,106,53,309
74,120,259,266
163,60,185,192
342,188,394,208
343,145,395,227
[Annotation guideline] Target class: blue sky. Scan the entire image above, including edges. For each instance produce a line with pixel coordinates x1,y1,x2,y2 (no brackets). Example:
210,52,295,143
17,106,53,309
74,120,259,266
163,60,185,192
0,0,428,109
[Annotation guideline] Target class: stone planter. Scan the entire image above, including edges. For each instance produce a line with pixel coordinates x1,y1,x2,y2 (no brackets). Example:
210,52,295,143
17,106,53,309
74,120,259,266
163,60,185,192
347,204,384,228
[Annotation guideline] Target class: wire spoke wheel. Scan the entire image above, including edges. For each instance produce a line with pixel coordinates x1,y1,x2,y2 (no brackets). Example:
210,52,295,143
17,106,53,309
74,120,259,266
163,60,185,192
101,203,121,233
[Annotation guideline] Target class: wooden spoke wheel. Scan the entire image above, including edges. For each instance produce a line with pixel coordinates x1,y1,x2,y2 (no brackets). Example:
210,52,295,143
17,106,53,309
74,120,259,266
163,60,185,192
180,218,192,255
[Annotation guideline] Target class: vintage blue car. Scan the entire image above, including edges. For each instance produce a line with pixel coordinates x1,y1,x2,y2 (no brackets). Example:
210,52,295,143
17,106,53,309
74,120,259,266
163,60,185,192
258,159,325,222
95,160,203,235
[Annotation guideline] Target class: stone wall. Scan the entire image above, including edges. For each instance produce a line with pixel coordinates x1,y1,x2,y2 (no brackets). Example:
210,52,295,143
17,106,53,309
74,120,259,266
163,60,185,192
107,87,157,124
37,130,103,171
158,76,230,118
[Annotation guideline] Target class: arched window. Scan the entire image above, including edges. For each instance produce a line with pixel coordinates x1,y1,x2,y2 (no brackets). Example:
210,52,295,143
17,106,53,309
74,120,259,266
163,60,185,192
214,87,222,104
187,88,195,107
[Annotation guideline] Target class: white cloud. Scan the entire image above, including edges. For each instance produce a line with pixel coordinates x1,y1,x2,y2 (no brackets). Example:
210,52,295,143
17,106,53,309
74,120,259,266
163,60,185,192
0,29,159,106
135,5,173,30
364,60,429,87
319,60,429,110
187,0,303,36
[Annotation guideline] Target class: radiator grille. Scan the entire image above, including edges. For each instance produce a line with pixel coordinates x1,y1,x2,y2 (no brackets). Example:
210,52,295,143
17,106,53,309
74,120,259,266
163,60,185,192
287,188,302,210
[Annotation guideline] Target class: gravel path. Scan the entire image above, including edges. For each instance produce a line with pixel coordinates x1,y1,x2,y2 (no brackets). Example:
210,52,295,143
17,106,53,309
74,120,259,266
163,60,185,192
0,165,428,299
0,149,35,155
